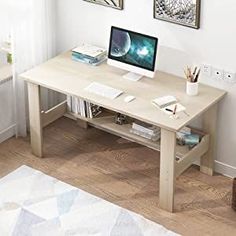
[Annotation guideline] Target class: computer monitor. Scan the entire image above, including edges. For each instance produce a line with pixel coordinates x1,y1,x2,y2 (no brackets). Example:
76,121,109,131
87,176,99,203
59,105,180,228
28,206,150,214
108,26,158,81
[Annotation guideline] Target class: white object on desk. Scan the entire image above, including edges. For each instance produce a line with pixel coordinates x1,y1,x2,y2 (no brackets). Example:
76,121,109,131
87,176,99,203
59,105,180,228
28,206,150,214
186,81,199,96
72,44,106,58
84,82,123,100
124,95,135,103
123,72,143,82
152,95,177,108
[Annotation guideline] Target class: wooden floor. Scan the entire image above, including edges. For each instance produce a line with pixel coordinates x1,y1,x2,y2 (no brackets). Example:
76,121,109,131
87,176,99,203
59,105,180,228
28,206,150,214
0,117,235,235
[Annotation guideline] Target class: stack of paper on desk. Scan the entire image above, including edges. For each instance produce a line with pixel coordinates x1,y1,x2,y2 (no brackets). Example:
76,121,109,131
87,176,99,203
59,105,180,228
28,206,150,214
152,95,177,108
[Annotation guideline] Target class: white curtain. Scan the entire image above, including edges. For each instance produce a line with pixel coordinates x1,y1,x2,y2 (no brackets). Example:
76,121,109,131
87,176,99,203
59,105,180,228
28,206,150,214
0,0,59,137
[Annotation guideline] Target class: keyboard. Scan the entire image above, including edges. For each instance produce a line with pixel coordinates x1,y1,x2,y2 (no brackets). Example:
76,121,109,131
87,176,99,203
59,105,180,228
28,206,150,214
84,82,123,100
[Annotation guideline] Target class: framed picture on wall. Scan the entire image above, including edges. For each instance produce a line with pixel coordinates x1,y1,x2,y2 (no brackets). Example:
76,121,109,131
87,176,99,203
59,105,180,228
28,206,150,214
83,0,123,10
154,0,201,29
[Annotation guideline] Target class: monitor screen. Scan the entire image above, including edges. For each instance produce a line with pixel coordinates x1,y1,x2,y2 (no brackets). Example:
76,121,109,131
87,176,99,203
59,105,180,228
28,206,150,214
108,27,158,72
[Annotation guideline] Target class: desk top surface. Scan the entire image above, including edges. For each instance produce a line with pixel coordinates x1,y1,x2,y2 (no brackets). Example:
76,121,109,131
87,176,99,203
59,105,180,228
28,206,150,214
21,52,226,131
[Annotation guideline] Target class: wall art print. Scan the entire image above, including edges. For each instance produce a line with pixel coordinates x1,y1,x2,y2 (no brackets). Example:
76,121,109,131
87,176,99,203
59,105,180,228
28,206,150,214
83,0,123,10
154,0,201,29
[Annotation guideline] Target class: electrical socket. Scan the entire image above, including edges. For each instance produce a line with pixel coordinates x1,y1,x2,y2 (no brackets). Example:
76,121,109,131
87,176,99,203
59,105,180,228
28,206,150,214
212,68,223,80
202,63,236,84
224,71,236,83
202,64,212,77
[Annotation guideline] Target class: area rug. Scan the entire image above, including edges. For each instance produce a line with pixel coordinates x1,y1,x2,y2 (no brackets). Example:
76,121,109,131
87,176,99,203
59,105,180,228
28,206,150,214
0,165,179,235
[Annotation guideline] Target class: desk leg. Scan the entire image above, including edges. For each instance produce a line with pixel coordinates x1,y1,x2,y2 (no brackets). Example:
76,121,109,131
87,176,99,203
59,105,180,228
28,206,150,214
159,128,176,212
28,83,43,157
200,104,218,176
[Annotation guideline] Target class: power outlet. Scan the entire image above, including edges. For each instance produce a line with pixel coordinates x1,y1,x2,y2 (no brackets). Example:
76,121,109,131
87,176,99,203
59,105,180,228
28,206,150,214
212,68,223,80
224,71,236,83
202,64,212,77
202,63,236,84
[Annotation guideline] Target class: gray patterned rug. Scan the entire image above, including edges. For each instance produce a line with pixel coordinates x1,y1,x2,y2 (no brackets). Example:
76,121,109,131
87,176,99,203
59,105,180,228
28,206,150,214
0,165,179,235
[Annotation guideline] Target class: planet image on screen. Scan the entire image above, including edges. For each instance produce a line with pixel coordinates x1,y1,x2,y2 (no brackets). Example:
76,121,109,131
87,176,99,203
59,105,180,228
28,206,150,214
111,30,131,57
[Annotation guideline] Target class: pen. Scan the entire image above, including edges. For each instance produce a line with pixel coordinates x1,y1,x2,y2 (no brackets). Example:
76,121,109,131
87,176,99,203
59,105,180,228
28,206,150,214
194,69,201,83
165,108,173,112
173,104,177,115
193,66,197,76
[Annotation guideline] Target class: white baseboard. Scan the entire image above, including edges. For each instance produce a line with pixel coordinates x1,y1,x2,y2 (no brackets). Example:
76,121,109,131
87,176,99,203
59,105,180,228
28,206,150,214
215,160,236,178
0,125,16,144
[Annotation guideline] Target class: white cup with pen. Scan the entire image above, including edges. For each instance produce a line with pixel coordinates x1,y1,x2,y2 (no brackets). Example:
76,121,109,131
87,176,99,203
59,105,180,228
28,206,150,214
184,66,200,96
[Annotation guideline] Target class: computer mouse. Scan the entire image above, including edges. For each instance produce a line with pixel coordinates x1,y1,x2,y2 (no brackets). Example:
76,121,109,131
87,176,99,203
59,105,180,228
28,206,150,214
124,95,135,103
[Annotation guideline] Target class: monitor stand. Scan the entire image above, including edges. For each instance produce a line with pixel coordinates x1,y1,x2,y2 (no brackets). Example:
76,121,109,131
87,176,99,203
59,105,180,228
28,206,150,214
123,72,143,82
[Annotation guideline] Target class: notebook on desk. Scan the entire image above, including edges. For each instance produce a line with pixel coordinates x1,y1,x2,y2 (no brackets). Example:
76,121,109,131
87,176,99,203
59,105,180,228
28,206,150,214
161,103,186,115
152,95,177,109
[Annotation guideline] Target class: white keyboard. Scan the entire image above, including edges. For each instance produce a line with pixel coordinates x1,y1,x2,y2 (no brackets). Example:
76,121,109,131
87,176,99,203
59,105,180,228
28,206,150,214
84,82,123,100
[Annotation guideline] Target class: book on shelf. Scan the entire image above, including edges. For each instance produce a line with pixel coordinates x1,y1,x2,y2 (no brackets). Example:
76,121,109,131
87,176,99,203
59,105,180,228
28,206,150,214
177,126,200,147
132,122,160,136
80,100,87,118
184,134,200,146
79,99,85,117
85,102,102,119
130,121,161,141
66,96,72,112
130,129,160,142
72,97,77,114
68,97,102,119
67,96,81,115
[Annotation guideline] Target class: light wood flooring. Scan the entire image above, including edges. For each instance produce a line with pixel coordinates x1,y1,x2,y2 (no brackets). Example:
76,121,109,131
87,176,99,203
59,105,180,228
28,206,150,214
0,117,235,235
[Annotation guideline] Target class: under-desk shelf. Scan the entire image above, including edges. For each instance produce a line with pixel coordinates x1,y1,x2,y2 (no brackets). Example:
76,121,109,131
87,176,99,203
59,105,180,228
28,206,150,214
65,111,209,164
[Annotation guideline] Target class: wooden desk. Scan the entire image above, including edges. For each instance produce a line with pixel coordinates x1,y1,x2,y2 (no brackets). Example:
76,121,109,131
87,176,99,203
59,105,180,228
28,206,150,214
21,52,226,212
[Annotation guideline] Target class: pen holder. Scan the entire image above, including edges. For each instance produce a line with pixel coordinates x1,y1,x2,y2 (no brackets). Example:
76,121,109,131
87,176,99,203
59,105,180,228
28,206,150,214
186,81,199,96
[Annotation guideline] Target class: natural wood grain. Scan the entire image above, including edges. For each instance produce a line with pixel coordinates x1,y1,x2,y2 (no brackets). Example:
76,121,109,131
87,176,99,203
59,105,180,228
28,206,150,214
66,112,207,161
0,117,235,235
20,51,226,132
27,83,43,157
201,104,218,176
21,51,226,212
175,134,209,177
42,100,67,128
159,129,176,212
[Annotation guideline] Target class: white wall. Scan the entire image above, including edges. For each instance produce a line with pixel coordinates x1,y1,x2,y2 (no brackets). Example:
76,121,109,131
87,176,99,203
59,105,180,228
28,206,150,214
0,79,15,143
0,33,14,143
56,0,236,176
0,25,15,142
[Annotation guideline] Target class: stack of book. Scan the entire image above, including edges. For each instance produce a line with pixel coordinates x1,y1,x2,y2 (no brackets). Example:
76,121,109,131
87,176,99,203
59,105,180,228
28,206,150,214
67,96,102,119
72,44,107,66
177,127,200,148
81,101,102,119
130,121,160,141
